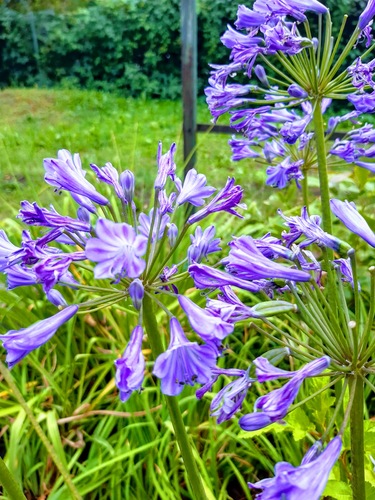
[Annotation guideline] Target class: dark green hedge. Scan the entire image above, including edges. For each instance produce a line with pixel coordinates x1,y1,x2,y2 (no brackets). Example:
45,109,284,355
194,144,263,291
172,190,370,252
0,0,365,99
0,1,237,98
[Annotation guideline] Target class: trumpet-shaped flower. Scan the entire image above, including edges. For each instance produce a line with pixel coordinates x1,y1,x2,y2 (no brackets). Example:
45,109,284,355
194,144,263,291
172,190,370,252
187,226,221,264
115,325,145,402
249,436,342,499
175,169,216,207
0,305,78,369
153,317,217,396
330,198,375,247
154,142,177,190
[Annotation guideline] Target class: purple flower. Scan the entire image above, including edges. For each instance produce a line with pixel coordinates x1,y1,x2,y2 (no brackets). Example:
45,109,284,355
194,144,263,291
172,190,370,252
205,79,256,120
175,169,216,207
168,223,178,247
85,218,148,279
43,150,109,210
287,84,308,98
158,190,176,215
129,279,144,310
263,140,287,162
252,0,328,21
266,157,304,189
229,137,260,161
120,170,135,203
224,236,311,282
178,295,234,342
333,258,355,288
254,356,297,382
34,254,80,293
263,21,313,56
254,65,270,87
280,114,312,144
189,263,264,293
152,317,217,396
234,5,267,29
154,142,177,190
0,305,78,369
187,226,221,264
206,286,257,322
5,264,37,289
239,356,330,431
188,178,246,224
347,58,375,90
210,368,254,423
279,206,343,251
249,436,342,499
359,0,375,29
0,230,19,270
330,198,375,247
18,201,91,232
115,325,145,402
90,162,125,200
348,92,375,113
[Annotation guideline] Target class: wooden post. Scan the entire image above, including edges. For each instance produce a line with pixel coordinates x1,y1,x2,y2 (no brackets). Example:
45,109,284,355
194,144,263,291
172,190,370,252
181,0,197,176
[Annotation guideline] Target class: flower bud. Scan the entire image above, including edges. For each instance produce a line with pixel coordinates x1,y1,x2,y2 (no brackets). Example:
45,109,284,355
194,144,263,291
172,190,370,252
168,223,178,246
254,65,270,88
120,170,135,203
252,301,297,317
287,84,308,99
77,207,91,223
129,279,144,310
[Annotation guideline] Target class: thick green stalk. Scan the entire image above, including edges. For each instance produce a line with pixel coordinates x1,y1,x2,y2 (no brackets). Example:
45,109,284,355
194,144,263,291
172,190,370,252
312,98,332,235
0,456,26,500
349,377,366,500
142,294,208,500
0,361,82,500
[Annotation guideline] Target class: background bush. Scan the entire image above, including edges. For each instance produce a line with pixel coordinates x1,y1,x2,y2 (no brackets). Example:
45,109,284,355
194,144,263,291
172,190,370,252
0,0,365,99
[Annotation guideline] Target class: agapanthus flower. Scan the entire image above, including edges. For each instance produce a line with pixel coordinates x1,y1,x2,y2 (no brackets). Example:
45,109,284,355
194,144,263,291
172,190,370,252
115,325,145,402
152,317,217,396
205,79,256,120
239,356,330,431
280,114,312,145
189,263,264,293
224,235,311,282
44,149,109,211
229,137,260,161
347,57,375,90
210,368,254,423
178,295,234,342
187,225,221,264
0,305,78,369
262,22,313,56
0,230,19,269
91,162,125,200
168,223,178,246
158,190,176,215
254,65,270,87
85,218,148,279
175,169,216,207
120,170,135,203
266,157,304,189
359,0,375,30
154,142,177,190
278,206,343,251
128,279,144,310
348,92,375,113
33,254,81,293
330,198,375,247
206,286,257,322
138,209,170,242
287,84,308,99
188,178,246,224
18,201,91,232
249,436,342,499
333,258,355,288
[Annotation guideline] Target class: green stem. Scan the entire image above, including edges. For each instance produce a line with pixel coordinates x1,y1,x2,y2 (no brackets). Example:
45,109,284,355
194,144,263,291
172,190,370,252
142,294,208,500
0,456,26,500
349,376,365,500
0,361,82,500
312,98,332,235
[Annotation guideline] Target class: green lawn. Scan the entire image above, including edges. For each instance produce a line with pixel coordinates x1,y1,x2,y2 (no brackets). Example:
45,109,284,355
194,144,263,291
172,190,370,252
0,88,249,218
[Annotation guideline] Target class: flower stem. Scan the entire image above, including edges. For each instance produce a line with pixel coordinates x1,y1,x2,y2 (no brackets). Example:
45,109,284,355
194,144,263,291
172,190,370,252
142,294,208,500
312,98,332,235
0,361,82,500
349,376,366,500
0,456,25,500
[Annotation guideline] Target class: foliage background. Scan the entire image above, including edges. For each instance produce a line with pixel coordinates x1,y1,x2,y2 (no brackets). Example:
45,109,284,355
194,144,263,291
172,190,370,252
0,0,368,99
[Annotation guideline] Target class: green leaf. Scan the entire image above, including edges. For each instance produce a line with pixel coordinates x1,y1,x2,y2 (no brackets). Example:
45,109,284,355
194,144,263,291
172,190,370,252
323,480,352,500
285,407,315,441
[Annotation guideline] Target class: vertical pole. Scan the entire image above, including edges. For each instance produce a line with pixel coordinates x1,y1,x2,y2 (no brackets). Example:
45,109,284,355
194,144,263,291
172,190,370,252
181,0,197,176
